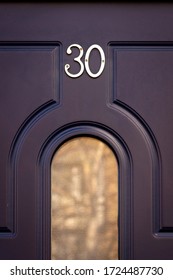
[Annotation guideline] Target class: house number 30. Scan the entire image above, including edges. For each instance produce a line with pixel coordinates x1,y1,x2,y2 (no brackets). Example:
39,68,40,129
64,44,105,78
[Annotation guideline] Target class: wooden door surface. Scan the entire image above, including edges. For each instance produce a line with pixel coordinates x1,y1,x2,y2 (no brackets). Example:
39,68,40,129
0,3,173,259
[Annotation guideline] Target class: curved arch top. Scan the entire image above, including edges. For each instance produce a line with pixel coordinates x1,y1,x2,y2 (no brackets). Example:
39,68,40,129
7,94,161,259
38,123,132,259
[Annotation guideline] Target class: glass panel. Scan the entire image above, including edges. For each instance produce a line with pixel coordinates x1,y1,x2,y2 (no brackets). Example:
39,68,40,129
51,137,118,259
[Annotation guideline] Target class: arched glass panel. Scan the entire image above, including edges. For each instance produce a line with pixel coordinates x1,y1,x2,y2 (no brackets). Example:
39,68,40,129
51,137,118,259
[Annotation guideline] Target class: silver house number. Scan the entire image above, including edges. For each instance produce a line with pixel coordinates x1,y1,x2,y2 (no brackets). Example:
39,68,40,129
65,44,105,78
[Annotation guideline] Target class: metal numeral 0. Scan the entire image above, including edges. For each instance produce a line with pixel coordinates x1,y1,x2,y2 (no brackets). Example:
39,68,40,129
65,44,105,78
85,44,105,78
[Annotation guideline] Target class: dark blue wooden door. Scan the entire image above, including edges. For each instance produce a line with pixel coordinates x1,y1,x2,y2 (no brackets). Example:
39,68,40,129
0,3,173,259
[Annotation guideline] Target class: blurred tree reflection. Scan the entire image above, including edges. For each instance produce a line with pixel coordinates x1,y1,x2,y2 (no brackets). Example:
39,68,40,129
51,137,118,260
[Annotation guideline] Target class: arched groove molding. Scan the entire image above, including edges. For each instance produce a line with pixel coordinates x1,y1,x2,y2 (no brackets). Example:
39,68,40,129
37,123,132,260
3,42,61,237
109,102,162,235
4,104,58,237
7,102,162,259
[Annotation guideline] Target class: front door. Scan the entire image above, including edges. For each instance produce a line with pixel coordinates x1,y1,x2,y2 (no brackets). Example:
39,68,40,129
1,3,173,259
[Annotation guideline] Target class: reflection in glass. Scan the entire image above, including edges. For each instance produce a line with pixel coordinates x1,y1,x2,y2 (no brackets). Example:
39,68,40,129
51,137,118,259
